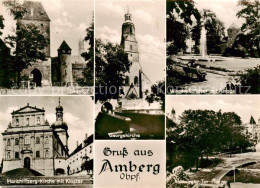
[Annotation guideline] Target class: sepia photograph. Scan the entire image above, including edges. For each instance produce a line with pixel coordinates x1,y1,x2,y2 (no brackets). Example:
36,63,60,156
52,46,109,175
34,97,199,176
95,0,165,140
166,95,260,187
0,96,94,186
0,0,94,95
166,0,260,94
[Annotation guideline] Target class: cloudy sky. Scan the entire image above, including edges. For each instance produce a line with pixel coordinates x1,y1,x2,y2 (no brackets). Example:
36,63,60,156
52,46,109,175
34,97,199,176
195,0,245,31
95,0,165,83
166,95,260,124
0,0,93,56
0,96,94,159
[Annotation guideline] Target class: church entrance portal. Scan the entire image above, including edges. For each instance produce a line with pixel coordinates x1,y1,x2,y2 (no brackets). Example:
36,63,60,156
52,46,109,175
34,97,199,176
56,168,65,175
24,157,30,169
31,69,42,87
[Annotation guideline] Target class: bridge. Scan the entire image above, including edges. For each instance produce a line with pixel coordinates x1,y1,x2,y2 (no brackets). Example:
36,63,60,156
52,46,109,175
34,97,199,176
214,160,257,182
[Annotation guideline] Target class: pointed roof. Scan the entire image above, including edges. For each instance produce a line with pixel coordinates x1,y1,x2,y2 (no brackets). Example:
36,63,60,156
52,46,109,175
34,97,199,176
58,40,71,51
229,22,239,29
124,6,132,21
23,1,50,21
250,116,256,124
12,103,45,115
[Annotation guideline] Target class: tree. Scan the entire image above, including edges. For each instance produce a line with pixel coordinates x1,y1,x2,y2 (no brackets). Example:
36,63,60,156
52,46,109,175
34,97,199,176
0,14,13,88
167,109,250,171
145,81,165,111
3,0,47,85
167,0,201,55
81,14,94,86
202,9,226,54
237,66,260,94
0,15,4,36
178,109,219,170
95,39,131,101
237,0,260,57
191,19,202,54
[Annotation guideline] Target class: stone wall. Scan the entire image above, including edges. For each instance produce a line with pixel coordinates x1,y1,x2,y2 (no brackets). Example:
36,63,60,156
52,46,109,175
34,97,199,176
21,58,52,86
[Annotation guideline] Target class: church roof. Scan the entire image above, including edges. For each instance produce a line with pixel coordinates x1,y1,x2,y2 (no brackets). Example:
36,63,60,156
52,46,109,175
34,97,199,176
51,120,68,130
12,103,45,115
58,40,72,51
228,22,239,29
250,116,256,124
71,55,86,64
22,1,50,21
125,34,137,42
69,134,93,157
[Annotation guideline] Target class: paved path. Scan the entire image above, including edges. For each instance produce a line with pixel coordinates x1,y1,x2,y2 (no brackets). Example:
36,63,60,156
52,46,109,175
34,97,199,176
185,72,231,93
230,183,260,188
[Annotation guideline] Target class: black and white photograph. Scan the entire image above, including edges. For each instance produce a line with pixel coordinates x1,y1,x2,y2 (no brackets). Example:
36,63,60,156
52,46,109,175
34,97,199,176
0,0,94,95
95,0,165,140
166,0,260,94
0,96,94,187
166,95,260,187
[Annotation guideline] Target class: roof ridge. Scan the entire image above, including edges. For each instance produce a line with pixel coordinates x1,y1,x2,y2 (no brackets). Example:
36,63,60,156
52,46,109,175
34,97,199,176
58,40,72,50
12,104,45,114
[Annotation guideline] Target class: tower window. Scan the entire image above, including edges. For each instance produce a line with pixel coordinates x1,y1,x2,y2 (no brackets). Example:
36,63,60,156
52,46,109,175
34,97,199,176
15,138,19,145
16,119,19,126
130,45,132,50
37,117,40,124
7,152,10,159
36,151,40,158
24,135,30,145
26,118,30,126
45,150,49,158
36,137,40,144
45,137,49,144
15,152,19,159
134,76,138,85
7,139,11,146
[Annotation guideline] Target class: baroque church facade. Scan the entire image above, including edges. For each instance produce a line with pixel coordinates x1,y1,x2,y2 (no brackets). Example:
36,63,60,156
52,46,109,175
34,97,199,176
120,9,151,99
18,1,86,87
1,99,93,176
2,99,69,175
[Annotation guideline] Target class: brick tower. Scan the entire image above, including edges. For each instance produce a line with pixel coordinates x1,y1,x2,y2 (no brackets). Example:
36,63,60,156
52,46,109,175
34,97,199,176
58,41,73,85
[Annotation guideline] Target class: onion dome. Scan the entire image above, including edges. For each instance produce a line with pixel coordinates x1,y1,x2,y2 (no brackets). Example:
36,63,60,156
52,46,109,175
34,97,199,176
51,97,68,130
51,120,68,130
56,103,63,112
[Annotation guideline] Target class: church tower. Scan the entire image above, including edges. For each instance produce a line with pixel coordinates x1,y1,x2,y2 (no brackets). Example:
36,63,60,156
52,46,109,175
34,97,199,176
120,7,143,99
19,1,52,86
58,41,73,85
51,98,69,152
